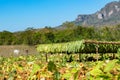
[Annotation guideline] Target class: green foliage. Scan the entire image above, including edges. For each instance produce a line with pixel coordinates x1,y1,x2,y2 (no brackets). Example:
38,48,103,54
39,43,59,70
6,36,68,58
37,40,119,54
48,61,57,72
30,63,40,77
0,53,120,79
118,48,120,59
45,32,55,43
37,40,85,53
62,73,72,80
53,71,61,80
90,62,103,76
104,60,116,72
118,48,120,54
89,60,119,80
0,31,14,45
0,23,120,45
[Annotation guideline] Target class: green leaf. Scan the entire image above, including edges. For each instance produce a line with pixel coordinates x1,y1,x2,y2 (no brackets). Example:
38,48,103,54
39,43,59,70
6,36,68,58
53,71,61,80
96,74,110,80
8,77,14,80
74,70,79,80
104,60,117,72
71,68,78,73
48,61,57,72
31,64,40,76
62,73,72,80
90,62,103,76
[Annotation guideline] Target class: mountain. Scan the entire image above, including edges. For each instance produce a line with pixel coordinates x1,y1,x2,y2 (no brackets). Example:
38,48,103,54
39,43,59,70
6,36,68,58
75,1,120,26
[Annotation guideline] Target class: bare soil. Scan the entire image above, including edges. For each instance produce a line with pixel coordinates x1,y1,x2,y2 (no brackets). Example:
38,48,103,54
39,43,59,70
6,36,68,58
0,45,38,57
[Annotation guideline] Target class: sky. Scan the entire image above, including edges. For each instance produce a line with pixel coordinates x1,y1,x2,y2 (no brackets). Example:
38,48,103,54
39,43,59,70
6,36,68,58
0,0,119,32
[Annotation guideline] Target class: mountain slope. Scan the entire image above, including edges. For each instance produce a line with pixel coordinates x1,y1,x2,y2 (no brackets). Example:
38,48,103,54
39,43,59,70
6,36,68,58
75,1,120,26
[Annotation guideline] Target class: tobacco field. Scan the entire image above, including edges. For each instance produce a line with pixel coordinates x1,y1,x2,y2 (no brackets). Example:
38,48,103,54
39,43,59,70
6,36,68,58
0,40,120,80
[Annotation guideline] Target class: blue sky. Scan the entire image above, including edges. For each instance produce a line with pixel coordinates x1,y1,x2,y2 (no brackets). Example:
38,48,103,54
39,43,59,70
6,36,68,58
0,0,119,32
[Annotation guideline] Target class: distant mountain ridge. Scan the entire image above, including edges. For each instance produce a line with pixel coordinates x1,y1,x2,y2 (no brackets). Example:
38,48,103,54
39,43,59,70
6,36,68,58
75,1,120,26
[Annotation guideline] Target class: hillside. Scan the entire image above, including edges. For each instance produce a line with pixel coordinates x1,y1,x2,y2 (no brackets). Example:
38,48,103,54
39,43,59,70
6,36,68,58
75,1,120,26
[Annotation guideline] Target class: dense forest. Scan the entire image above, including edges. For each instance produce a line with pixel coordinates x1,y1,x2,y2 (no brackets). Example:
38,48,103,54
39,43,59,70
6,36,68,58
0,22,120,45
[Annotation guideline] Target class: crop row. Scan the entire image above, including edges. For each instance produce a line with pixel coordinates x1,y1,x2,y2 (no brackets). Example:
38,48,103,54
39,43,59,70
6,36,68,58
0,54,120,80
37,40,120,54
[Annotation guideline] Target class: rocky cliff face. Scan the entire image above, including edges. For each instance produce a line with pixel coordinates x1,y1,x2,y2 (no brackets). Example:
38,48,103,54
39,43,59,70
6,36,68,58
75,1,120,26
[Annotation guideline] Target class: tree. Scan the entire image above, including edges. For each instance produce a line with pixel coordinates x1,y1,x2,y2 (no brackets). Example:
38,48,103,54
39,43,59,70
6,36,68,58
32,32,42,45
45,32,55,43
0,31,14,45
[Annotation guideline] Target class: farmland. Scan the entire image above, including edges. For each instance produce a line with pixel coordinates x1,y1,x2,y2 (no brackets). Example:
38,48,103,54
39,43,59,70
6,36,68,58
0,53,120,80
0,40,120,80
1,0,120,80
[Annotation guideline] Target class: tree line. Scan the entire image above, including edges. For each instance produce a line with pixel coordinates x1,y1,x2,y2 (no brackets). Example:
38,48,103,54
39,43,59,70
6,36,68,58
0,22,120,45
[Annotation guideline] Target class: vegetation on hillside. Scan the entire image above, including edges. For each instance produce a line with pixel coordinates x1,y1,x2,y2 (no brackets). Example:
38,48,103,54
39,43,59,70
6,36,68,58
0,22,120,45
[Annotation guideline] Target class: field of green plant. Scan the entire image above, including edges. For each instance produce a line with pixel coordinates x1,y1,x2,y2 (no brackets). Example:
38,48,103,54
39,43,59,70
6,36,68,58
0,53,120,80
0,40,120,80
